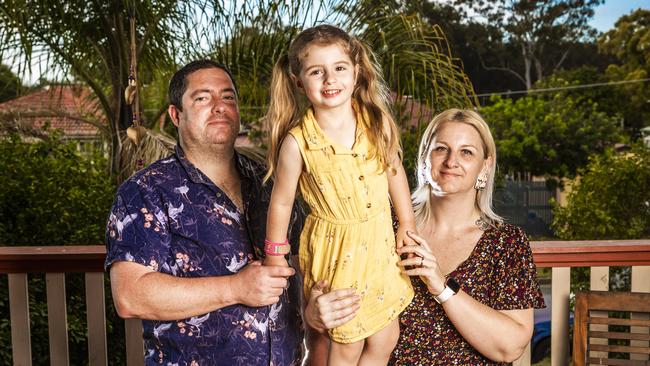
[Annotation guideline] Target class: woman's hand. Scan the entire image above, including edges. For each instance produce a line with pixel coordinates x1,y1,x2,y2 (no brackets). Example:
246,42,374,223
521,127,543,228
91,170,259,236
304,280,361,333
396,231,446,296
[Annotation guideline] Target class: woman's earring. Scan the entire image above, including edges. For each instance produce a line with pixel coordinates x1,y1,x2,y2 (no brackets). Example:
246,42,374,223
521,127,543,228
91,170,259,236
474,171,488,191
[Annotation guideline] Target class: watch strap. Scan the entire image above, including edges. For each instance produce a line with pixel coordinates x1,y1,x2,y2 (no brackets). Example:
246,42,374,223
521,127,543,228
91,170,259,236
433,286,456,304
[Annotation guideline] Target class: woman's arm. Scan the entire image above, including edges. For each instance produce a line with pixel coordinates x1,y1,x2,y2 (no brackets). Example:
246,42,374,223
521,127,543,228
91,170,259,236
264,135,303,266
397,232,534,363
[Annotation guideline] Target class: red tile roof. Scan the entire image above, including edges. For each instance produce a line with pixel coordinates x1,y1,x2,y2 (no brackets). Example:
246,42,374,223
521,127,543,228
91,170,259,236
0,85,105,138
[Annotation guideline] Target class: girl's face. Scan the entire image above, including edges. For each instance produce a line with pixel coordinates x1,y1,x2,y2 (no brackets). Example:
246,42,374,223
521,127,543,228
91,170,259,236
295,42,357,112
428,122,491,195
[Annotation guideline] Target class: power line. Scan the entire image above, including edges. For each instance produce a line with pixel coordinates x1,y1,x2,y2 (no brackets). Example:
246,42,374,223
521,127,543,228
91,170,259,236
475,77,650,97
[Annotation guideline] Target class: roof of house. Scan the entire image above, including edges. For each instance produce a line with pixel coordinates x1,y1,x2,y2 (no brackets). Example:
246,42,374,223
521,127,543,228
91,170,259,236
0,85,104,138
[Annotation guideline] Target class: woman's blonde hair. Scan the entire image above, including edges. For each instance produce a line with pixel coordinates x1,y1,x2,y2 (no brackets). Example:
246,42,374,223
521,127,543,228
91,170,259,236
412,108,503,231
264,24,401,181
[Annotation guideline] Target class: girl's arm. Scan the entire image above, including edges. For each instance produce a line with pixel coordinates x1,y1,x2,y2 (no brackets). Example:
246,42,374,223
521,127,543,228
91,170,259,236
264,135,303,267
387,159,417,248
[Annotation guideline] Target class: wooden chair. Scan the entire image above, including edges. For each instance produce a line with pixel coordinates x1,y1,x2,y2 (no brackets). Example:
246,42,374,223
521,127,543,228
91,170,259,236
573,291,650,366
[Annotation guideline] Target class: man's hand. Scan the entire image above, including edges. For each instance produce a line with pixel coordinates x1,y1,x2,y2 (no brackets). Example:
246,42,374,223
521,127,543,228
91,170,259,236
231,261,295,307
303,280,360,332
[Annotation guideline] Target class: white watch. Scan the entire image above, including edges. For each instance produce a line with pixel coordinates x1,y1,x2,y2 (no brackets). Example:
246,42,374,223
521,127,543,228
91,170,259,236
433,277,460,304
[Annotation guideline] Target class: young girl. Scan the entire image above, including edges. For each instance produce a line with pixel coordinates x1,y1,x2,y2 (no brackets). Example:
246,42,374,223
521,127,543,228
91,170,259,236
262,25,415,365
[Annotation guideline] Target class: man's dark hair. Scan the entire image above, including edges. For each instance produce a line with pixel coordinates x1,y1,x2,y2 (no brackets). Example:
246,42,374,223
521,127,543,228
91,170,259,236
168,60,238,111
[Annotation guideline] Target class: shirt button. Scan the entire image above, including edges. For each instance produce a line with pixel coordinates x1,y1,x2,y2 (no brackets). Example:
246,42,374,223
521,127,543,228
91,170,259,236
367,203,372,208
352,153,358,158
359,175,365,181
216,192,222,197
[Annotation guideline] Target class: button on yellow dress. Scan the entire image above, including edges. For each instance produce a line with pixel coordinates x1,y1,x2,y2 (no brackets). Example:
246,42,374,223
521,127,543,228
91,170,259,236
288,108,414,344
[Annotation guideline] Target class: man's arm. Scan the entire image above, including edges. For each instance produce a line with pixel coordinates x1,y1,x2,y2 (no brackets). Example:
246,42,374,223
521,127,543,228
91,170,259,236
110,260,295,320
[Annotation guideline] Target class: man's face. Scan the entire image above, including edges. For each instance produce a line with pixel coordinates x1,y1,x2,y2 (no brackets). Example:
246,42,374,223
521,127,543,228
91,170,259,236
169,67,240,150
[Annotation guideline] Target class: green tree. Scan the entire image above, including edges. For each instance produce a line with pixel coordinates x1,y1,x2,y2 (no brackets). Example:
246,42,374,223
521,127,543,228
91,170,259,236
552,144,650,239
0,133,115,245
452,0,602,90
598,9,650,133
1,0,476,183
0,132,119,365
0,64,24,103
480,93,624,180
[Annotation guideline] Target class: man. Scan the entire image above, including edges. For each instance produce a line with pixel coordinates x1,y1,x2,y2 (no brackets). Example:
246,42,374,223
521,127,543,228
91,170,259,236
105,60,304,365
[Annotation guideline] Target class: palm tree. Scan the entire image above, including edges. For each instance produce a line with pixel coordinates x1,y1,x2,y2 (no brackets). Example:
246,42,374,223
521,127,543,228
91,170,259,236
0,0,477,182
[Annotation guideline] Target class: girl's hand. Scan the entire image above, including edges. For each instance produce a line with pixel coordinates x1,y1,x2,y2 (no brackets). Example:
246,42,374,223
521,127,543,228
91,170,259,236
396,224,418,259
304,280,360,332
396,231,446,296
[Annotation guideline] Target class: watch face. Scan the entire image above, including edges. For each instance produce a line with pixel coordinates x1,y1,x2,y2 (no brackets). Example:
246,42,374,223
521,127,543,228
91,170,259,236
446,277,460,293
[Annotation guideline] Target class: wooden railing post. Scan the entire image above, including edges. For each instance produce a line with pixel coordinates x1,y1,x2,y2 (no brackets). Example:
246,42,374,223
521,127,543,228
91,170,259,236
630,266,650,361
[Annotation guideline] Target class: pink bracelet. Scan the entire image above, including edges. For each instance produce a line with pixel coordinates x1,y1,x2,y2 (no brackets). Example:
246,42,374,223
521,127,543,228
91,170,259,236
264,239,290,256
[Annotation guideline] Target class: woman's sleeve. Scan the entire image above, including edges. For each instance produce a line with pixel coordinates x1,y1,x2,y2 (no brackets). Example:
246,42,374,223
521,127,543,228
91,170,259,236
492,226,546,310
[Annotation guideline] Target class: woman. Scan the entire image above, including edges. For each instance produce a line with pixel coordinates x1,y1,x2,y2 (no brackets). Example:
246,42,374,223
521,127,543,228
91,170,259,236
305,108,545,365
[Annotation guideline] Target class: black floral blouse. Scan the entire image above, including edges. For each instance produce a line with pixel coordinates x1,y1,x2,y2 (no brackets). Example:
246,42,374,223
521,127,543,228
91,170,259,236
389,223,546,366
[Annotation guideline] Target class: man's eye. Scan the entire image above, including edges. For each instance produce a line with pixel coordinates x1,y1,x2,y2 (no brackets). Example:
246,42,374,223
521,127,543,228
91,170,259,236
195,96,207,102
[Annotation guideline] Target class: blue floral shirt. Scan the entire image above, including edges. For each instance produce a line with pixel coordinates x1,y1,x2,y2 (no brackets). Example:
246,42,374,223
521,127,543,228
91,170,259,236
105,146,304,366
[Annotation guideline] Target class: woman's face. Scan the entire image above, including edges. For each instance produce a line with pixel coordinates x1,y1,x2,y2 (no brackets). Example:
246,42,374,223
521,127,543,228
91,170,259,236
428,122,490,195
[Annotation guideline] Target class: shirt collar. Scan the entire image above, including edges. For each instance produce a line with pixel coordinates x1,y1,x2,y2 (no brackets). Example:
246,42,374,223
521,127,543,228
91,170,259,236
301,105,367,154
174,144,262,185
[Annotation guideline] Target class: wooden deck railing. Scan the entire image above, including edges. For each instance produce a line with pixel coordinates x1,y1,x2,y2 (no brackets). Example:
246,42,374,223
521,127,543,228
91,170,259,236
1,240,649,366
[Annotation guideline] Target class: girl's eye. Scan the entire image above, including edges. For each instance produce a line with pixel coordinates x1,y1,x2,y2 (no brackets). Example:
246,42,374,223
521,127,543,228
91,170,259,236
309,69,322,76
336,66,346,71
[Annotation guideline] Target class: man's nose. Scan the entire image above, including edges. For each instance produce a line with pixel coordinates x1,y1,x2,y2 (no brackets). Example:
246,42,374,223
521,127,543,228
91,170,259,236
212,98,226,113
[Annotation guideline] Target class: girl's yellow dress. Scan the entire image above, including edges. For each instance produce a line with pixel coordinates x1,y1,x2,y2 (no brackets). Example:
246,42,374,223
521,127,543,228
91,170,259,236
288,108,414,343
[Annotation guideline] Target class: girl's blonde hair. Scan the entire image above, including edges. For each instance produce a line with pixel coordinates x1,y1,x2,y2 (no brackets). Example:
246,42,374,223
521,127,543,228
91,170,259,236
264,24,401,181
412,108,503,231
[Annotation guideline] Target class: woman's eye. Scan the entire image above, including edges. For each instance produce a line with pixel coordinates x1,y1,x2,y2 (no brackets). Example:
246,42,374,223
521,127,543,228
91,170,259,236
434,146,447,152
336,66,346,71
461,149,474,156
195,96,207,102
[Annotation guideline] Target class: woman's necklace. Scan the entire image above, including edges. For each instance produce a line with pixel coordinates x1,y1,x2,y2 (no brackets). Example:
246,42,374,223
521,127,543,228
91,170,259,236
475,217,490,231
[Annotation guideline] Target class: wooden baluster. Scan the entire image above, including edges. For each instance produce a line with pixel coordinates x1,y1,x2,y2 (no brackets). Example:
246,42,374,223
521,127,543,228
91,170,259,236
8,273,32,366
85,272,107,366
630,266,650,361
551,267,570,366
589,266,609,360
125,318,144,366
46,273,69,365
513,341,531,366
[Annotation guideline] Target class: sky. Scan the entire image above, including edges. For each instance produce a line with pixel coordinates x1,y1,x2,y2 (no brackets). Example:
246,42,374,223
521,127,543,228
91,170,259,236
591,0,649,32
